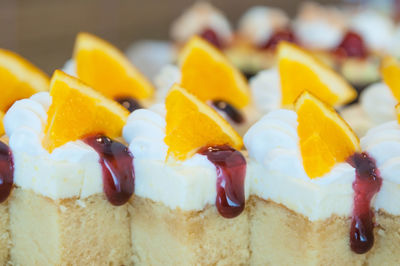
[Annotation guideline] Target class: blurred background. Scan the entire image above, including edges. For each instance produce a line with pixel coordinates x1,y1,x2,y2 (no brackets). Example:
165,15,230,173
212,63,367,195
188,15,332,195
0,0,395,74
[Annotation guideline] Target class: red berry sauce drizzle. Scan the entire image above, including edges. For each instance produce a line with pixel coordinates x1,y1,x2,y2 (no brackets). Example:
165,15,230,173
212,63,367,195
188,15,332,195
334,31,368,59
0,141,13,203
198,145,246,218
84,135,134,206
212,100,244,124
200,28,224,49
259,29,297,50
115,97,142,113
347,152,382,254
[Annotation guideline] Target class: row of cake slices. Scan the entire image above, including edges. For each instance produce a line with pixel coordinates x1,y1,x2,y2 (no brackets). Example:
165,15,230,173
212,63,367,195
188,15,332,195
133,1,400,90
0,32,398,265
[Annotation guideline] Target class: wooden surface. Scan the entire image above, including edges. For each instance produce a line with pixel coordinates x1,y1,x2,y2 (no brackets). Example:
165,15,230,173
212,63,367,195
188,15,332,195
0,0,342,74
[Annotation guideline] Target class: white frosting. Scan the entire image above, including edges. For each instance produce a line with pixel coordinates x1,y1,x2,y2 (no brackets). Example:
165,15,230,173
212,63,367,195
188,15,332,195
249,68,281,114
350,9,395,52
4,92,103,199
62,59,76,76
244,110,356,221
123,106,250,210
390,25,400,57
125,40,173,80
361,122,400,215
170,2,232,44
238,6,289,46
294,3,346,50
360,82,397,125
153,64,181,101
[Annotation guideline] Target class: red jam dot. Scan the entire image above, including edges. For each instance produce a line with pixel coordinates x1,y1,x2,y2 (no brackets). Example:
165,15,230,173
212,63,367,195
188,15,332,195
198,145,246,218
115,97,142,113
0,141,13,203
334,31,368,59
212,100,245,124
259,29,297,50
199,28,223,49
347,152,382,254
84,135,134,206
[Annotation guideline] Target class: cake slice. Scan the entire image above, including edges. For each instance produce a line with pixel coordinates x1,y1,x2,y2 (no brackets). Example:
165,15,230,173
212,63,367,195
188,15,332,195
226,6,294,75
170,2,232,49
4,71,133,265
244,91,381,265
123,84,250,265
0,49,49,264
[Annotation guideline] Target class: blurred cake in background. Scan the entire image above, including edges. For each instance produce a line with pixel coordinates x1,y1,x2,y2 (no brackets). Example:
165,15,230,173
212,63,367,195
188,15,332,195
294,2,346,53
294,2,387,94
226,6,295,77
170,2,233,50
342,56,400,136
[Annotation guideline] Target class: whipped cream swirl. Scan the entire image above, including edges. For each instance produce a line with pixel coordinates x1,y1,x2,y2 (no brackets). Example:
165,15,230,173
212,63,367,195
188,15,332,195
361,121,400,215
244,109,355,221
360,82,397,125
4,92,103,199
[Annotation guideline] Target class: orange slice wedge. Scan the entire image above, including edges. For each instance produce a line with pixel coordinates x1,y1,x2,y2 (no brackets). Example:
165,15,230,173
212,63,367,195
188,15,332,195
74,32,154,100
295,91,360,178
165,83,243,160
179,36,250,108
43,70,129,152
0,49,49,134
381,56,400,102
278,42,356,107
0,112,4,135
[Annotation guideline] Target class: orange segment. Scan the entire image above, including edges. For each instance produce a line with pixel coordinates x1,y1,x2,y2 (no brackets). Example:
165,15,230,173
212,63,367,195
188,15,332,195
74,32,154,100
165,84,243,160
0,112,4,136
179,36,250,108
278,42,356,107
0,49,49,112
43,70,129,152
381,56,400,102
295,91,360,178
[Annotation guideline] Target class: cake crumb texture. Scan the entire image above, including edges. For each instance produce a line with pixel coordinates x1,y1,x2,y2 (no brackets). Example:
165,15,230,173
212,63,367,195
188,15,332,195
9,188,132,266
129,196,250,266
0,202,9,265
367,210,400,265
249,196,368,266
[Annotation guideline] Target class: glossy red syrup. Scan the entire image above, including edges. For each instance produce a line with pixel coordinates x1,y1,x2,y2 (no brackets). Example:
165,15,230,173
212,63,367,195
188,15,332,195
0,141,13,203
347,152,382,254
198,145,246,218
84,135,134,206
115,97,142,113
212,100,244,124
200,28,223,49
259,29,297,50
334,31,368,59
